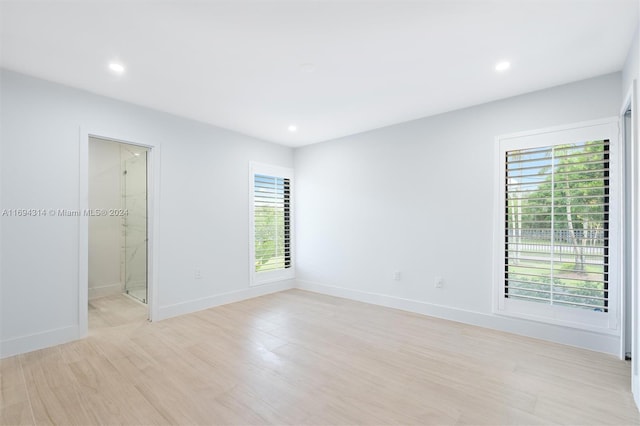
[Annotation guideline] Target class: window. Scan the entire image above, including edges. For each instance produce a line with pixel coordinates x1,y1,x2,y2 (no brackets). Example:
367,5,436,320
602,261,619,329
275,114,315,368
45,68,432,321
495,119,619,332
249,162,294,285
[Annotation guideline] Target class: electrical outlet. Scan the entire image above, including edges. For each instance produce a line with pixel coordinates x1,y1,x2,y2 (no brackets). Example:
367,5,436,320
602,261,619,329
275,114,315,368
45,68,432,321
195,269,202,279
393,271,402,281
435,277,443,288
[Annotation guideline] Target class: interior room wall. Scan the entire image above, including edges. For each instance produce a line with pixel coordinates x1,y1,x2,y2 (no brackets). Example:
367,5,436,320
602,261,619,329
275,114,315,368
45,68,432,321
623,26,639,99
0,69,294,357
88,138,123,300
622,0,640,407
0,69,631,359
294,72,623,355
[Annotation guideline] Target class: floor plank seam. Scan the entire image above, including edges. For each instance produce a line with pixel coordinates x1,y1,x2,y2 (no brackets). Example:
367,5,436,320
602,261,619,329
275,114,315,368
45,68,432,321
17,353,36,425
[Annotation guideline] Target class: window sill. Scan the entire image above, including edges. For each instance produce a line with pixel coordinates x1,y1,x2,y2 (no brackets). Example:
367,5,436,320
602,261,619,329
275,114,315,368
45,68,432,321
494,298,619,336
251,269,295,287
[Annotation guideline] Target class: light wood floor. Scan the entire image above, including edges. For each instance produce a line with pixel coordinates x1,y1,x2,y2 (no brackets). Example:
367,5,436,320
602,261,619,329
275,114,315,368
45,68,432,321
1,290,639,425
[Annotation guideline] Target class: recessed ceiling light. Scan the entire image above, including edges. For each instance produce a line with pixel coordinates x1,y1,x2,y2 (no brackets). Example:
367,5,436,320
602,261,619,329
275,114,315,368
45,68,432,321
495,61,511,72
288,125,297,132
300,63,316,73
109,62,125,74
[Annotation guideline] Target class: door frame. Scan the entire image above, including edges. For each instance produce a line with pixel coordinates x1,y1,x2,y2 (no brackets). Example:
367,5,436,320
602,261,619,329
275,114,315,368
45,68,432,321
78,128,160,337
620,81,638,376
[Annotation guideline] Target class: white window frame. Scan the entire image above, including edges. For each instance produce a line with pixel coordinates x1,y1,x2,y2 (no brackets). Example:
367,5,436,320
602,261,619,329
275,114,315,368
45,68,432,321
493,118,621,334
249,161,295,286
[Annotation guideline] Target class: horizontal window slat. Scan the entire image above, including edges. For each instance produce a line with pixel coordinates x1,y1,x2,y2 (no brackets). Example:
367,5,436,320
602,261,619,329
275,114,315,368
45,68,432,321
551,299,607,310
505,270,608,283
505,191,609,201
505,283,606,298
505,226,607,232
507,152,608,165
506,168,609,182
506,294,607,310
551,284,606,293
506,142,609,163
506,294,553,303
504,244,609,252
506,286,607,301
506,257,607,265
506,242,608,250
505,255,606,263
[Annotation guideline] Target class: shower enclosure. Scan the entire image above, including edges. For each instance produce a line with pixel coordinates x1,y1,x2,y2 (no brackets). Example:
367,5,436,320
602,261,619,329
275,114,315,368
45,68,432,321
87,137,148,305
122,149,148,303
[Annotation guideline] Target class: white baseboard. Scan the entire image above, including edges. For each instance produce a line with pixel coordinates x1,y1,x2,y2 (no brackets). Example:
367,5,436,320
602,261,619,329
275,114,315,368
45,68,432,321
158,279,295,320
633,374,640,411
296,279,620,355
1,281,294,359
0,325,79,359
3,279,619,362
89,282,122,300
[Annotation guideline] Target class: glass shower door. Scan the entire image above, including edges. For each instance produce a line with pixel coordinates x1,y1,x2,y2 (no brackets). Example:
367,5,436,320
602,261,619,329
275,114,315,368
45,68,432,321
123,150,148,303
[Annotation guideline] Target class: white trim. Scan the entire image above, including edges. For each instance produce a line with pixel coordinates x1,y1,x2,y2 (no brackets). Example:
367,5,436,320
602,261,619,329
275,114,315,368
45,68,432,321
493,117,621,334
88,282,122,300
248,161,295,286
78,127,89,338
147,145,161,322
620,81,637,362
0,325,78,359
0,105,3,354
158,279,295,320
622,78,640,410
634,374,640,410
296,279,620,355
621,82,635,118
496,117,620,142
79,129,161,339
250,161,294,180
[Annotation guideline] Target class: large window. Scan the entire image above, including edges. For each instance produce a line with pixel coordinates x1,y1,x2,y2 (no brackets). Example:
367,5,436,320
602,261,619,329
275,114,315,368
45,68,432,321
249,162,294,285
495,119,619,332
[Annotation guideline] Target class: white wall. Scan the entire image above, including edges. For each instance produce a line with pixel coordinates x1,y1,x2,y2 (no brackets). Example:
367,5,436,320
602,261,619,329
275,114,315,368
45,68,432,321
294,73,623,355
624,27,639,100
0,69,294,357
0,67,630,359
88,138,122,299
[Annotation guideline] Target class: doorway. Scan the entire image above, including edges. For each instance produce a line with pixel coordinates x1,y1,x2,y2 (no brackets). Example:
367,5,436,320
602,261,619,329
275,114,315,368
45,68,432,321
88,137,149,319
621,82,637,378
624,107,633,361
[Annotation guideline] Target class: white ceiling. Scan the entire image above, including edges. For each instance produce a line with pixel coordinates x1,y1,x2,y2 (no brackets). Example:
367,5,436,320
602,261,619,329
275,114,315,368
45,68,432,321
1,1,637,147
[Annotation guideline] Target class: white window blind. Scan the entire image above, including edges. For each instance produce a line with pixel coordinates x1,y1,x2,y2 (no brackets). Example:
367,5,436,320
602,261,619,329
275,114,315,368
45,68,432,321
504,140,610,312
253,174,291,273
